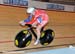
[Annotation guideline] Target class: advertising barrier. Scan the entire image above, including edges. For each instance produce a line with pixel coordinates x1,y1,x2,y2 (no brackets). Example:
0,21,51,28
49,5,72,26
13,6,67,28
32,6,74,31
3,0,28,6
0,0,75,12
28,0,75,12
47,3,64,10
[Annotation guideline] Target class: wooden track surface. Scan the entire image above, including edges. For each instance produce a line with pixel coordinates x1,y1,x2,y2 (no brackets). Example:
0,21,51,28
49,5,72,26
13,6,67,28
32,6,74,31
0,5,75,52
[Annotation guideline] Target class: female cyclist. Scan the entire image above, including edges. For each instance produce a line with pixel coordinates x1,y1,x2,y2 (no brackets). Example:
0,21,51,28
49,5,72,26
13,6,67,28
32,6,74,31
19,7,49,45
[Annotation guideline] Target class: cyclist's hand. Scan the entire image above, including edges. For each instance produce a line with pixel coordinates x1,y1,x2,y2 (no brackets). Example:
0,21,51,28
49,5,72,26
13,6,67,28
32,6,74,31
19,20,26,26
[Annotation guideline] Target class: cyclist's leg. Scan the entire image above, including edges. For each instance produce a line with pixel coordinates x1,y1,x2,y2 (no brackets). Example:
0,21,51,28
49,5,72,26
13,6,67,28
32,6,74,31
34,21,48,45
37,21,48,39
32,21,38,27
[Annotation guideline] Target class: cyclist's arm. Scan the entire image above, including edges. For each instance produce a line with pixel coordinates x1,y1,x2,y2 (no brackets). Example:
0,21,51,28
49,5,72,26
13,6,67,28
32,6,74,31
26,15,39,24
24,14,32,23
26,17,36,24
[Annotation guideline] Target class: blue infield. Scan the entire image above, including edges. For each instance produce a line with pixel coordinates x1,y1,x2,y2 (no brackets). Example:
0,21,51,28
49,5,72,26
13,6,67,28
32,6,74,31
26,47,75,54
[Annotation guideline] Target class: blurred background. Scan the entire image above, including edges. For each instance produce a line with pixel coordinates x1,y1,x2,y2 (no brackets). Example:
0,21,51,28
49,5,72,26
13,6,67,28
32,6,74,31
34,0,75,5
0,0,75,12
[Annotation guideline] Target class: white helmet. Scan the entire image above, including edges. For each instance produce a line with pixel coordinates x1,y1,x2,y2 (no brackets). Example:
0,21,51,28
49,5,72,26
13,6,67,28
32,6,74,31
27,7,35,14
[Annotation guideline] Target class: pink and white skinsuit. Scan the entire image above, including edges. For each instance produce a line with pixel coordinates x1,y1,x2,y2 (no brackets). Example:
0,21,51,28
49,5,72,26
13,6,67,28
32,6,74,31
26,9,49,27
25,9,49,45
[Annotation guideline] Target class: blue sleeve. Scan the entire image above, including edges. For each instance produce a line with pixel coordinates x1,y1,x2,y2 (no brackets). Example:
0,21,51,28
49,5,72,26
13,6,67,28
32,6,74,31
37,16,42,23
24,14,32,22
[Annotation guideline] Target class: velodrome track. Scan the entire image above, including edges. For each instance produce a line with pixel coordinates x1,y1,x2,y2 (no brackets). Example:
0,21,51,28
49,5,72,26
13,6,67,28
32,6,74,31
0,5,75,53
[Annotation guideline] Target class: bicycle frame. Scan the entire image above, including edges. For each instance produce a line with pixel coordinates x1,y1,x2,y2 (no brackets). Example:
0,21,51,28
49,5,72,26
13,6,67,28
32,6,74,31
26,24,37,39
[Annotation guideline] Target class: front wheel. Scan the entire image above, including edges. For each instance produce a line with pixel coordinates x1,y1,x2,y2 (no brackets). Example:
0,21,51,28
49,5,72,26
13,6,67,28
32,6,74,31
40,29,55,46
14,30,32,48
